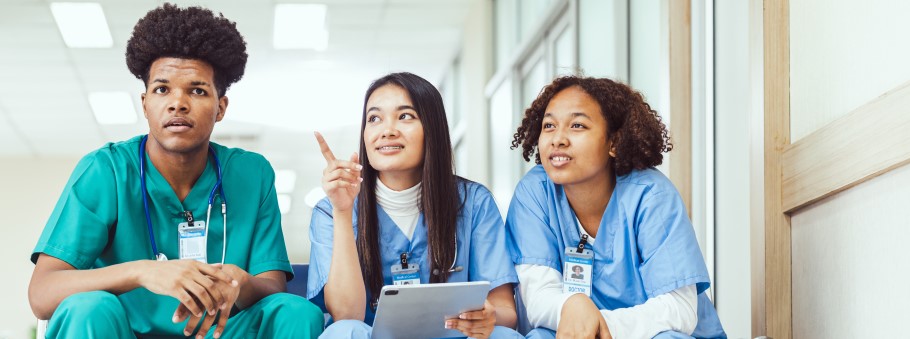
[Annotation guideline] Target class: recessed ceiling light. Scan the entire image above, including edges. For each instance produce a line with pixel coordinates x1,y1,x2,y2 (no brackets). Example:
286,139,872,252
88,92,138,125
50,2,114,48
273,4,329,51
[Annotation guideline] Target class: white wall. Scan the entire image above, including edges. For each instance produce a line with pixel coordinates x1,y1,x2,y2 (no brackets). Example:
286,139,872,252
788,0,910,335
458,0,494,187
714,0,756,337
791,163,910,337
0,157,81,339
790,0,910,142
579,0,628,80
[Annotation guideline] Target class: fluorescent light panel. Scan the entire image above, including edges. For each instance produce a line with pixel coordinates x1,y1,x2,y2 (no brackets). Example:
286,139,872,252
50,2,113,48
273,4,329,51
275,169,298,193
88,92,138,125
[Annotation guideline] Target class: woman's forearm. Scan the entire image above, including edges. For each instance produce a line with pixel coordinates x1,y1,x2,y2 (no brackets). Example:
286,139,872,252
323,209,366,320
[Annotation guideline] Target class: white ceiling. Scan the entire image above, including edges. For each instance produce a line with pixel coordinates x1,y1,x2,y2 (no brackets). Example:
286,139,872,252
0,0,472,259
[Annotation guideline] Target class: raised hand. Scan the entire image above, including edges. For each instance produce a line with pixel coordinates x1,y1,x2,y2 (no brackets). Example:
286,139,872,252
315,131,362,212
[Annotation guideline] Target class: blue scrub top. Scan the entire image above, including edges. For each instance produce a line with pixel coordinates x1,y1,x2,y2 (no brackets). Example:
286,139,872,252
307,178,518,325
31,135,293,336
506,165,725,338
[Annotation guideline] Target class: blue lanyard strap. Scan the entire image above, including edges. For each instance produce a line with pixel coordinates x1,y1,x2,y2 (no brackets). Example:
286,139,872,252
139,135,159,258
139,134,223,259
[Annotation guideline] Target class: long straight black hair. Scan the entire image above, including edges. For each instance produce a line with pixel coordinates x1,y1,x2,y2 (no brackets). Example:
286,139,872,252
356,72,461,304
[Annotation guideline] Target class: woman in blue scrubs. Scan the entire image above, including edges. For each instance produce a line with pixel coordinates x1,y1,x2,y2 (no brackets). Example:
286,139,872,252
307,72,522,339
507,76,726,339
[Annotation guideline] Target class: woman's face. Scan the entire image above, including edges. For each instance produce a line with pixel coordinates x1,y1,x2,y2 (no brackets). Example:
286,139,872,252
362,84,425,180
537,86,613,186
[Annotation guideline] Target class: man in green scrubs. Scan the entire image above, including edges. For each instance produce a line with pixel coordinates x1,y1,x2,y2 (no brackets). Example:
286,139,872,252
28,4,323,338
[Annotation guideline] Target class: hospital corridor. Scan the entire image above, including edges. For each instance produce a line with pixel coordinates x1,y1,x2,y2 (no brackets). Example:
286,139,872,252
0,0,908,338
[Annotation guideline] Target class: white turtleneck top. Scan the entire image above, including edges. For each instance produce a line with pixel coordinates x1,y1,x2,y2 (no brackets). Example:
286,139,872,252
375,179,422,240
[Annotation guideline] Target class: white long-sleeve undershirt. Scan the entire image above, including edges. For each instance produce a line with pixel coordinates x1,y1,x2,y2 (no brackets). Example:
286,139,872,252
516,264,698,338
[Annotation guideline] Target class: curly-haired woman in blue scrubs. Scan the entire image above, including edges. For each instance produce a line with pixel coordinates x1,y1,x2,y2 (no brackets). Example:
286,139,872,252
506,76,726,339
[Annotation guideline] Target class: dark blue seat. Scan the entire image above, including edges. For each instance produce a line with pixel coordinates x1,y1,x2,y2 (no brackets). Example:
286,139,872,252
287,263,309,297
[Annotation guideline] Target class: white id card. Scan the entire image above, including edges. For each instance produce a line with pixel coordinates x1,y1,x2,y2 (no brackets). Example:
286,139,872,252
563,247,593,296
178,220,207,263
391,263,421,286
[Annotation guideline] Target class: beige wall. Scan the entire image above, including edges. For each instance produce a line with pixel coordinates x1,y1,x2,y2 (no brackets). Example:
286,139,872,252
0,157,80,339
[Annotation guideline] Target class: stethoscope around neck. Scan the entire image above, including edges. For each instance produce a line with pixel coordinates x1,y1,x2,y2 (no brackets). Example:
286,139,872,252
139,135,228,264
430,235,463,276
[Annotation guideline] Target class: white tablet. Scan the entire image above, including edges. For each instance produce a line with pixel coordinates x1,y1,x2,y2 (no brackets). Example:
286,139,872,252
371,281,490,339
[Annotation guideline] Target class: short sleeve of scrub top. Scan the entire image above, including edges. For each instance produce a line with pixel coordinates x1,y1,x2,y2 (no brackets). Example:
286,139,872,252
505,167,563,272
464,182,519,288
231,152,294,278
32,151,118,269
632,185,710,297
305,197,339,311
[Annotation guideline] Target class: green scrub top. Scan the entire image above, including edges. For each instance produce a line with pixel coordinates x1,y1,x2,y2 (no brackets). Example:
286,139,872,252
31,135,294,336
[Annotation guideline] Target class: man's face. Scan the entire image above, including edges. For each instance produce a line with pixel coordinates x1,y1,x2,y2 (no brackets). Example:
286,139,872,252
141,57,226,154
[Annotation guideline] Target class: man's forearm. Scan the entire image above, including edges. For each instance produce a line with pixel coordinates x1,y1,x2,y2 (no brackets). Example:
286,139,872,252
29,255,145,319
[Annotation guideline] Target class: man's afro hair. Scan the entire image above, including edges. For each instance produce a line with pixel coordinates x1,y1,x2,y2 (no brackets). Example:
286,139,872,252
126,3,247,97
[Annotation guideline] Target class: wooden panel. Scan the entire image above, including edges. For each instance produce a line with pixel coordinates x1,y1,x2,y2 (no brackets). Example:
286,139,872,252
763,0,791,338
781,81,910,213
669,0,692,213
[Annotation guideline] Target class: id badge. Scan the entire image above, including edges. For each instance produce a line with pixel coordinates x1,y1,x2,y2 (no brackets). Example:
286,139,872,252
563,247,593,296
391,263,421,286
178,220,207,263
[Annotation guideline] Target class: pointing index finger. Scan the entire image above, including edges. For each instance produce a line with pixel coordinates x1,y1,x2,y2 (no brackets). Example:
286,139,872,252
314,131,336,162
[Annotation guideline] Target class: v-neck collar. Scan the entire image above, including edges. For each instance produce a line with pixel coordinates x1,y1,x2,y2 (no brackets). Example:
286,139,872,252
556,180,620,252
143,148,218,214
377,205,427,261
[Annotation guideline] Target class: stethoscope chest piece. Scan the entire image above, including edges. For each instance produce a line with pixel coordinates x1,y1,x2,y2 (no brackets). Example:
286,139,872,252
156,253,168,261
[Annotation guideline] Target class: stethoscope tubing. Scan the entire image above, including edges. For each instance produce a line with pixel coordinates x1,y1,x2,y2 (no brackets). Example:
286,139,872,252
139,134,226,263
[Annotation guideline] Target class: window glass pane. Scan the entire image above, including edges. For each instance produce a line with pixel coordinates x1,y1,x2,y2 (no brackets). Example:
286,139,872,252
520,55,547,173
519,0,556,42
489,80,516,214
521,55,547,110
495,0,518,72
554,25,575,76
441,60,460,127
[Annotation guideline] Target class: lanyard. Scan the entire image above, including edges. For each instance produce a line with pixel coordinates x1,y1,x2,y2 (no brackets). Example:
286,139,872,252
138,134,226,262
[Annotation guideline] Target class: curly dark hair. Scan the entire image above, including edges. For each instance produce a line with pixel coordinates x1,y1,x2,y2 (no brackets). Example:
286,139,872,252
511,75,672,176
125,3,247,97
